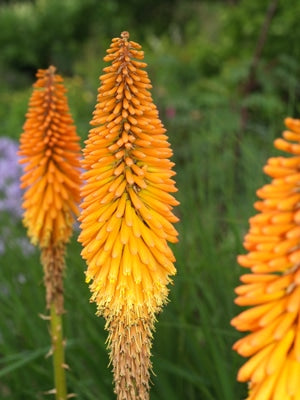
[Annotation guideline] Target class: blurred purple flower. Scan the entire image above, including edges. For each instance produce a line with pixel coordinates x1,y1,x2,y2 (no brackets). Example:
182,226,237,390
0,137,23,218
0,137,35,257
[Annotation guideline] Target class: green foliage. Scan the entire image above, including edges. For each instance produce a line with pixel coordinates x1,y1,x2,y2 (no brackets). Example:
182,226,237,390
0,0,177,80
0,0,94,75
1,0,300,399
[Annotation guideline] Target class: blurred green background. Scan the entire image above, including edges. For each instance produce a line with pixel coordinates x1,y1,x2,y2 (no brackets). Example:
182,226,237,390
1,0,300,399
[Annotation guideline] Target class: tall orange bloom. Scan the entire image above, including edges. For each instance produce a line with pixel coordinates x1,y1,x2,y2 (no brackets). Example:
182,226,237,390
78,31,179,400
231,117,300,399
19,65,81,312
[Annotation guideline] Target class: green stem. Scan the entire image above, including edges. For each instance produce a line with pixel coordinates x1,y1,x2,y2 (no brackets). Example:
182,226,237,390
50,303,67,400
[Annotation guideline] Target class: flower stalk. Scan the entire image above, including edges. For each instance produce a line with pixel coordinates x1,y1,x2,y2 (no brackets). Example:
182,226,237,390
79,31,179,400
19,66,81,399
231,117,300,399
50,303,67,400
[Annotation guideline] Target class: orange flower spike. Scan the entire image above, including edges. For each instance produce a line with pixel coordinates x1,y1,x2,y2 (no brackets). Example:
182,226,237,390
19,65,81,311
232,117,300,399
19,66,81,400
79,32,179,400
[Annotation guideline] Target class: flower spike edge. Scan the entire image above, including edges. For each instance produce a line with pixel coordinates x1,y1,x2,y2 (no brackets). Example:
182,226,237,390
231,117,300,400
19,65,81,400
78,31,179,400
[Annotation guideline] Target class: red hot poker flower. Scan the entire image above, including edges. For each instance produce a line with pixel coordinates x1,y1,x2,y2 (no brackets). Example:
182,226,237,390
79,32,179,400
19,65,81,312
231,117,300,400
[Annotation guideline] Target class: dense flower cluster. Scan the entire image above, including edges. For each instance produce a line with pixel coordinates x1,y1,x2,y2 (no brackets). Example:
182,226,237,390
79,32,179,322
232,117,300,399
79,32,179,400
19,66,81,249
19,66,81,313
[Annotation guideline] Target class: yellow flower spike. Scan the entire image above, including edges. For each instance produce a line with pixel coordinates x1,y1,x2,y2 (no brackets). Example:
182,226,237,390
232,117,300,399
78,32,179,400
19,66,81,400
